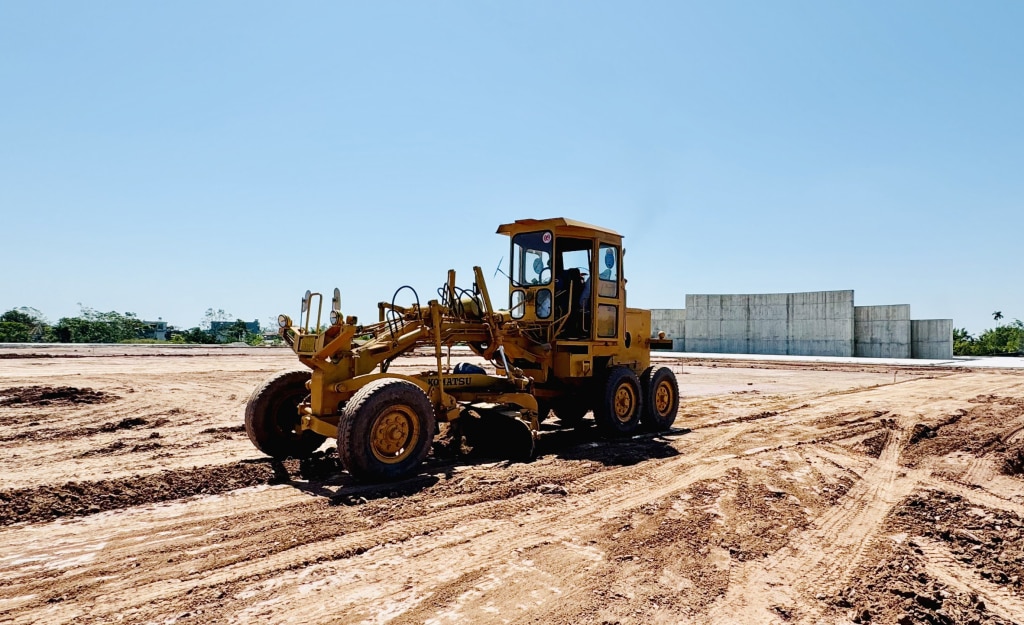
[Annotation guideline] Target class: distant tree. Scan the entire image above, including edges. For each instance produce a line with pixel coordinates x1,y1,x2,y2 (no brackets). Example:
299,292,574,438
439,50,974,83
955,319,1023,356
0,310,34,342
201,308,233,331
976,319,1024,355
953,328,976,356
221,319,252,343
0,308,53,342
180,327,218,344
53,306,147,343
994,311,1004,322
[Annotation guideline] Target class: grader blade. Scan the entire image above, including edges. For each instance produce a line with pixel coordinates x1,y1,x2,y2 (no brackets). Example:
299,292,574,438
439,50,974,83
462,408,535,461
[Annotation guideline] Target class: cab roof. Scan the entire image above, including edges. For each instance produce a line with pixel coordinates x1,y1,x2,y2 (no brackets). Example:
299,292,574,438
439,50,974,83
496,218,622,238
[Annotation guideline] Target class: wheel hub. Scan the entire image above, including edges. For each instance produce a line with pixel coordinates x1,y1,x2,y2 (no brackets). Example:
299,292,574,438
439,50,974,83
655,381,672,415
613,384,635,423
370,406,419,463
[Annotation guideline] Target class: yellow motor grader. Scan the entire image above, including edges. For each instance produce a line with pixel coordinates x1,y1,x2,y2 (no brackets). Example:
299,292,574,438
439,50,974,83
245,218,679,481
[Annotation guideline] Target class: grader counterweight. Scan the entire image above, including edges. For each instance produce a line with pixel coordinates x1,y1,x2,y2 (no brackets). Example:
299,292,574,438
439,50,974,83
245,218,680,482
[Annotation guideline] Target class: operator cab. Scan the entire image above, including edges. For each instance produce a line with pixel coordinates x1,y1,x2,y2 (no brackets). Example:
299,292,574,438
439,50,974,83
497,218,624,343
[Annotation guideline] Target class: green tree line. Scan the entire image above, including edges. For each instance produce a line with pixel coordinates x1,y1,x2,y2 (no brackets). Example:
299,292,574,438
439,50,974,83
954,312,1024,356
0,307,266,345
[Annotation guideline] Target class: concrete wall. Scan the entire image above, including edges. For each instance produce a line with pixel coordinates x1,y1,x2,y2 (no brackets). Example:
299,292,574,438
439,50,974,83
650,309,686,351
648,292,953,360
854,305,911,358
684,290,855,357
911,319,954,359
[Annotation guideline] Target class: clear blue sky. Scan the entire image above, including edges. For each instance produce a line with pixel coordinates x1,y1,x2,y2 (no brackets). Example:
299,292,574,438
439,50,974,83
1,2,1021,335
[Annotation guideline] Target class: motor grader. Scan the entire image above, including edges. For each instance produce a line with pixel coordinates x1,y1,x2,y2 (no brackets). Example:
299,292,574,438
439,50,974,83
245,218,680,482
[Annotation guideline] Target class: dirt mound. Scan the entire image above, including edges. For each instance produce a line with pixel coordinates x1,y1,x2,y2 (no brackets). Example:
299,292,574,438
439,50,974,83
0,353,59,359
74,432,163,457
860,429,892,458
100,416,147,431
298,448,345,480
909,413,962,445
1002,444,1024,476
838,489,1024,624
836,547,1006,625
0,415,159,443
0,385,116,407
0,460,296,526
899,491,1023,591
902,402,1022,466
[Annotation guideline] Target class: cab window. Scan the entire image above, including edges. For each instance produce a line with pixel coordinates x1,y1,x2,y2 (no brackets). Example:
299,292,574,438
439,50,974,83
511,231,552,286
597,244,619,298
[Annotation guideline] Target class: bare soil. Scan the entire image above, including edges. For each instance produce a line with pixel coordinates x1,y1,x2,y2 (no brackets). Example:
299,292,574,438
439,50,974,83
1,346,1023,624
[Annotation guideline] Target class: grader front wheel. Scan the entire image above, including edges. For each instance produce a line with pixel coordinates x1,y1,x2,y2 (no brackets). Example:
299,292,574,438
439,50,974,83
338,379,436,482
245,370,326,459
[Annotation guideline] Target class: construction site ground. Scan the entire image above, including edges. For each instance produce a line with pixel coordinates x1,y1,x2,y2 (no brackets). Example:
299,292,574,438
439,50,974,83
2,345,1023,625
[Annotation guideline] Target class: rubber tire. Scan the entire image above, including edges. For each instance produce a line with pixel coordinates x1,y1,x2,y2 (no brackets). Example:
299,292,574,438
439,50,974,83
551,397,590,428
245,370,326,459
593,367,643,436
338,378,436,482
640,366,680,431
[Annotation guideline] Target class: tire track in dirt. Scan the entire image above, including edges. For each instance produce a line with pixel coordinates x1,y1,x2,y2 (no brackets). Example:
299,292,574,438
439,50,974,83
220,462,738,624
962,454,1000,485
172,403,915,624
3,460,732,624
915,537,1024,622
704,428,927,624
924,475,1024,519
0,372,270,492
3,412,777,624
5,360,1021,624
387,404,947,623
2,375,937,624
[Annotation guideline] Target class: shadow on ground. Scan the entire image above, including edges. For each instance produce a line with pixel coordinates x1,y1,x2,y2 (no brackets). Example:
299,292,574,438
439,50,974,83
0,419,689,525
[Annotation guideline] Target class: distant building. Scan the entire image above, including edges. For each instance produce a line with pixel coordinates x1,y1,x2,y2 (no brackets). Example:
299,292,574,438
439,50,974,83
142,319,169,340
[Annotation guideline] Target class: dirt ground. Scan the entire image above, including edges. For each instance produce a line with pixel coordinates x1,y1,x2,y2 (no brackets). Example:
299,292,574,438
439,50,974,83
1,346,1023,625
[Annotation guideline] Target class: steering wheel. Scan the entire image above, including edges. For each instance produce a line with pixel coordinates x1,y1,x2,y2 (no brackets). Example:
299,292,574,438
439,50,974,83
537,266,552,284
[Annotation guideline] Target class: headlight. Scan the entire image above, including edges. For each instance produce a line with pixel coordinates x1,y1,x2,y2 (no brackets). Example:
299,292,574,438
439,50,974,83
330,310,340,326
278,314,292,328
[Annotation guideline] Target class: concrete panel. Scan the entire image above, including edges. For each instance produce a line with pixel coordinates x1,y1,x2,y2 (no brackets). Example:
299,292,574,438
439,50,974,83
786,290,854,356
855,305,912,358
650,309,686,351
912,319,953,359
682,290,855,357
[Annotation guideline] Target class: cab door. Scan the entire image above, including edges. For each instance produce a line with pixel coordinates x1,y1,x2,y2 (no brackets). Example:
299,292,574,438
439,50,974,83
593,243,621,340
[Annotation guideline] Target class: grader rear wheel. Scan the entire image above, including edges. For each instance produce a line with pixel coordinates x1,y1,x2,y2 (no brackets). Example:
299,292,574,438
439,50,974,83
338,379,436,482
593,366,643,436
245,370,326,459
640,366,680,431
